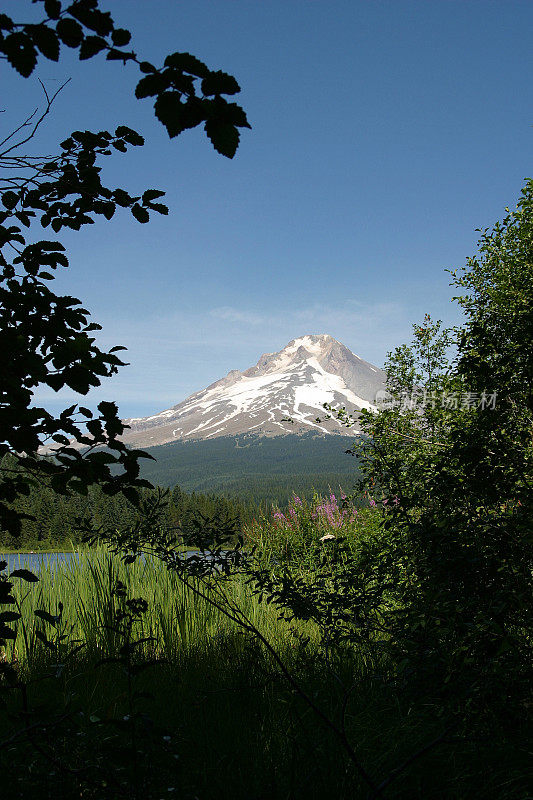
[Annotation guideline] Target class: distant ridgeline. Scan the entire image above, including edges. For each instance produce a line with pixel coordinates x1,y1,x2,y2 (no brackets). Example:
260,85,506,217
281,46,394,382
135,433,360,503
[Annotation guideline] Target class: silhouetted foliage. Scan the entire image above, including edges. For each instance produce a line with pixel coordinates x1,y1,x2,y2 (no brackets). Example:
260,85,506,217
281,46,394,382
0,0,250,536
341,183,533,717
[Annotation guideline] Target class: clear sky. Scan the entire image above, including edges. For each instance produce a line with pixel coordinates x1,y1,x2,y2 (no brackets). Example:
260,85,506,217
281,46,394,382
4,0,533,418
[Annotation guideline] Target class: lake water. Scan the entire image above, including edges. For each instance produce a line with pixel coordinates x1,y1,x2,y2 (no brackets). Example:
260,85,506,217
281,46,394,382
0,552,78,573
1,550,209,573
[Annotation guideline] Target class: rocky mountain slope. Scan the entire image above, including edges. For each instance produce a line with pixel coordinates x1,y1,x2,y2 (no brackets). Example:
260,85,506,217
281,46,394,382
121,334,386,449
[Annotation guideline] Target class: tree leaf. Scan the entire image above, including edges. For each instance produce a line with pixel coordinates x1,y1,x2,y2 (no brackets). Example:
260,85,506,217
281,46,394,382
106,48,134,62
3,32,37,77
225,102,251,129
115,126,144,146
30,24,60,61
201,70,240,97
139,61,156,74
135,72,168,99
0,611,20,623
147,202,168,215
0,625,17,641
10,569,39,583
68,4,113,37
154,92,203,138
0,13,14,31
142,189,166,203
111,28,131,47
204,120,239,159
35,629,54,649
2,191,18,210
164,52,209,78
56,18,84,48
35,241,66,251
79,35,107,60
44,0,62,20
131,204,149,224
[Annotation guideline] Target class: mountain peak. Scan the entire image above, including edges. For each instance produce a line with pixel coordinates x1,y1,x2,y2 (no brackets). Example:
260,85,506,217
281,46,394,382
122,335,386,447
249,334,339,374
282,333,337,355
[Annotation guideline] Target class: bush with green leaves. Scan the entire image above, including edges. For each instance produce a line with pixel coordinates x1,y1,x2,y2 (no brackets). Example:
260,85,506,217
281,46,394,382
244,490,381,568
350,182,533,715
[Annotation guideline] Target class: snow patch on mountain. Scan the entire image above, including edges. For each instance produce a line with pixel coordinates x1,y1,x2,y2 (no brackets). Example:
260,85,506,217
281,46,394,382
121,334,386,448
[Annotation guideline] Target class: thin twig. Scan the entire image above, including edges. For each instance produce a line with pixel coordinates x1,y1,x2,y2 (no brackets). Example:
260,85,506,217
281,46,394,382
0,78,71,158
0,107,39,150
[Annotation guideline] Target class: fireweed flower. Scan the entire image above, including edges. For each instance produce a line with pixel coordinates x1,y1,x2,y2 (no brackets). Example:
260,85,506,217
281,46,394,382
269,491,359,543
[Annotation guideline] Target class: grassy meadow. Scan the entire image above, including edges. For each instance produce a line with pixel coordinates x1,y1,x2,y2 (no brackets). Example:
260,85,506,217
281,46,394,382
0,496,530,800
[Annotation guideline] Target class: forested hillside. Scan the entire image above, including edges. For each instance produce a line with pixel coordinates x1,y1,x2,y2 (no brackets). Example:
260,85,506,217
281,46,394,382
135,432,360,501
0,462,253,551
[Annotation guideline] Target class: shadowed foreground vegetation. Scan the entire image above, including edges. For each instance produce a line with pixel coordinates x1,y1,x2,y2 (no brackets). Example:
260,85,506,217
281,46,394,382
1,501,530,800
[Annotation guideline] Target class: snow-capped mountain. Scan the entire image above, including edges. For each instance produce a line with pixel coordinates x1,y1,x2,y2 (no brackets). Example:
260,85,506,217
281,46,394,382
120,335,386,449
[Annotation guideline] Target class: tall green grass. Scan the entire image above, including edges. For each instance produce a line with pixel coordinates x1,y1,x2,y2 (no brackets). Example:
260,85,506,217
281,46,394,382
5,545,317,670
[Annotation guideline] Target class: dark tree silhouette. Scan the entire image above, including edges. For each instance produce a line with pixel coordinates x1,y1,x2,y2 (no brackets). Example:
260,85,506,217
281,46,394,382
0,0,251,534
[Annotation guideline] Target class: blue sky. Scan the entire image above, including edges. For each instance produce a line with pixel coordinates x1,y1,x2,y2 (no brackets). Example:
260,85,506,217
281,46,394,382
4,0,533,418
